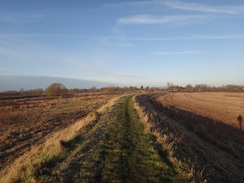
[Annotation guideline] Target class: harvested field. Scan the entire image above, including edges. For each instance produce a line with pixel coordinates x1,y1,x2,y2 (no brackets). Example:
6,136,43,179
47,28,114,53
0,93,119,170
156,92,244,129
135,93,244,183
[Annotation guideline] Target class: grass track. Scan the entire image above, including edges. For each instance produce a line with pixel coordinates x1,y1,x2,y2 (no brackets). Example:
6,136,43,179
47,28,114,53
33,96,187,183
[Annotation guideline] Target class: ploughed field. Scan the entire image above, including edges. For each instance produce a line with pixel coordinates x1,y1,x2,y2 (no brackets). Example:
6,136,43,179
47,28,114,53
156,92,244,129
0,93,118,169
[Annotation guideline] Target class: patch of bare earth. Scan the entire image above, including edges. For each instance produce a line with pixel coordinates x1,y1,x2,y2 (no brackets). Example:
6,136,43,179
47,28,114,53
0,93,119,169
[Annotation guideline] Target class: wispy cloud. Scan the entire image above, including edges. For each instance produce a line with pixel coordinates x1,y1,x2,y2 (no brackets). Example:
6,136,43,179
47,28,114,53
2,33,243,40
151,50,201,55
0,13,45,22
103,1,158,9
0,46,28,59
163,1,244,14
191,34,244,40
118,14,210,25
104,0,244,14
0,34,89,38
109,34,244,41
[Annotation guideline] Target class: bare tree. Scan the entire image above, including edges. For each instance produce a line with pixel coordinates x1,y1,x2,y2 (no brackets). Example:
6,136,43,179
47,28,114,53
185,84,193,91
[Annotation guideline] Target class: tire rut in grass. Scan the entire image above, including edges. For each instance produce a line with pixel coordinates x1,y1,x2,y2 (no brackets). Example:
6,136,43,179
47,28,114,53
35,96,187,183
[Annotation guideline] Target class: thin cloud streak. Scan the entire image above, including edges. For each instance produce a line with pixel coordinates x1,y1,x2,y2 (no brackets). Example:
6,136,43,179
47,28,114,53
104,0,244,14
103,1,158,9
118,14,210,25
1,33,244,41
151,50,201,55
0,46,28,59
0,14,45,22
0,34,88,38
110,34,244,41
191,34,244,40
163,0,244,14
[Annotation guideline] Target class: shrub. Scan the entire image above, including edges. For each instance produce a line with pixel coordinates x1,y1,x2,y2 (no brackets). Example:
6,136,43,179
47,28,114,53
45,83,68,96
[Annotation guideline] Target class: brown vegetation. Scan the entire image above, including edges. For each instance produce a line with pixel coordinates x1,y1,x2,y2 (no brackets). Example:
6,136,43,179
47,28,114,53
44,83,68,96
0,92,119,170
135,93,244,182
0,95,121,183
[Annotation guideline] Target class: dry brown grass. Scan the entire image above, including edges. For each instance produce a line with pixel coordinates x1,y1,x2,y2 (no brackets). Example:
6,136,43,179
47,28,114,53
0,95,121,183
133,96,191,182
0,109,20,125
135,93,244,183
0,93,120,170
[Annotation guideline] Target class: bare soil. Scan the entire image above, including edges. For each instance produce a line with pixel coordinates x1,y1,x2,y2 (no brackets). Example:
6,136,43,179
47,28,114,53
0,93,119,169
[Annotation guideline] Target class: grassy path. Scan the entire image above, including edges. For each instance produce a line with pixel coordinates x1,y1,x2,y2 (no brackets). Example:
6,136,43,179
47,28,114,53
33,96,187,182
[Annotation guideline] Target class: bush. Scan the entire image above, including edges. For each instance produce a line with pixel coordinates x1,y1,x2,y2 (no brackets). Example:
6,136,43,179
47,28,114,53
45,83,68,96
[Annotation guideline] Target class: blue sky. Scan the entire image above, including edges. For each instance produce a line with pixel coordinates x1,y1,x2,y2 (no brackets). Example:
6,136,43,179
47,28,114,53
0,0,244,90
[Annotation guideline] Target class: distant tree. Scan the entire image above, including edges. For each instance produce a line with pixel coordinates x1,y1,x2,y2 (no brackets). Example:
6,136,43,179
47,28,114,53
194,84,210,92
167,82,175,91
185,84,193,91
89,87,97,92
45,83,68,96
19,88,25,95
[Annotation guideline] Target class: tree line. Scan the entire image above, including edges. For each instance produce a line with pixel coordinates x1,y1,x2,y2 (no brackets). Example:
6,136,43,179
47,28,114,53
1,82,243,97
167,82,244,92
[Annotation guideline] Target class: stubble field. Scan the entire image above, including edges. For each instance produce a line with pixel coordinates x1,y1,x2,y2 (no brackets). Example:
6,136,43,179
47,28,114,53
156,92,244,129
136,92,244,182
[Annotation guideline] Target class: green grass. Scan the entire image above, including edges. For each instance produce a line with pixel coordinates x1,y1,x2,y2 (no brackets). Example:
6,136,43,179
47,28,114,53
31,95,188,183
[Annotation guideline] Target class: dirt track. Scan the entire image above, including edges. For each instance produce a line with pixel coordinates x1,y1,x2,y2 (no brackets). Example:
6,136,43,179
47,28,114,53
156,92,244,129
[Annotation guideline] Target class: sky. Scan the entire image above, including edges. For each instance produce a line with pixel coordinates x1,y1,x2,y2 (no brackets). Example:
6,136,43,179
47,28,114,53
0,0,244,90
